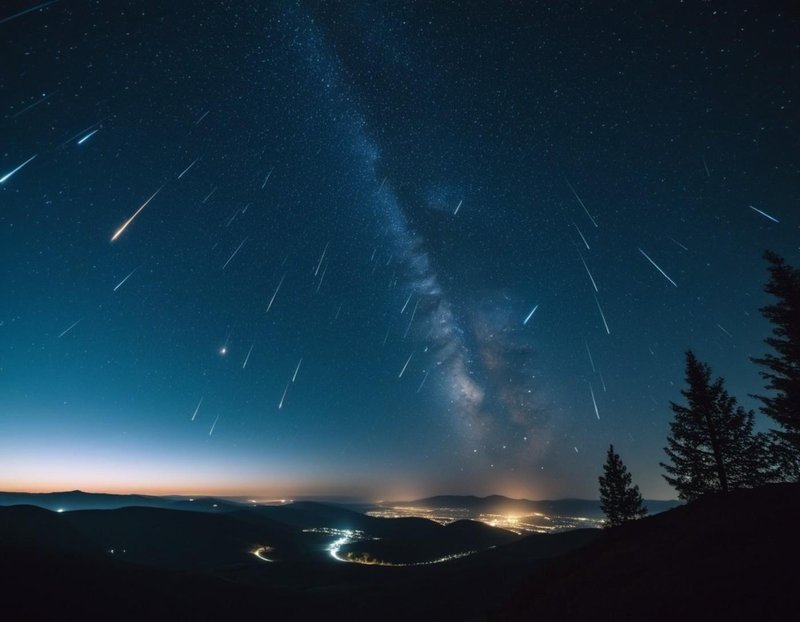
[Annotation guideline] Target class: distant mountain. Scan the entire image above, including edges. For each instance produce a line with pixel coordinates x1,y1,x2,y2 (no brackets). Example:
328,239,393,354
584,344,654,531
392,494,680,518
0,490,243,512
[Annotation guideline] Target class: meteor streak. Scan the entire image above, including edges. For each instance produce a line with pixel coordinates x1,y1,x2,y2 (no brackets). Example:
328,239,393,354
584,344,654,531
567,181,597,228
266,273,286,312
178,158,198,179
523,304,539,325
191,397,203,421
398,352,414,378
314,242,329,276
261,167,274,188
57,319,81,339
585,341,595,372
111,186,163,242
222,237,248,269
572,221,590,250
278,382,290,409
0,0,59,25
292,358,302,382
195,110,210,124
243,344,254,369
589,383,600,419
748,205,779,223
416,370,429,393
11,92,55,118
113,267,138,291
454,199,462,215
638,248,678,287
593,293,611,334
77,129,99,145
578,250,598,292
0,154,37,184
209,415,219,436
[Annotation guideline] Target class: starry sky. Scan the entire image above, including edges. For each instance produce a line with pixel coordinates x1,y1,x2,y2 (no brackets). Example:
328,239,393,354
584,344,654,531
1,1,797,500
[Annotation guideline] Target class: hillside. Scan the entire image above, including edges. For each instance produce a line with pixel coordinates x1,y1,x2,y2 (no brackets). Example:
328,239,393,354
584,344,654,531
493,483,800,621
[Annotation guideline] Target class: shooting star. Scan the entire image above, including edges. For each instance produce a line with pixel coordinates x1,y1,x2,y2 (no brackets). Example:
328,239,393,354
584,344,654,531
578,250,598,292
201,187,217,204
454,199,463,215
589,383,600,420
523,304,539,326
209,415,219,436
11,92,55,118
243,344,254,369
572,220,590,251
717,324,733,338
316,261,328,293
668,237,688,251
403,299,419,339
416,370,429,393
599,370,607,392
77,129,99,145
702,155,710,178
0,0,59,25
261,167,274,189
0,154,37,184
292,358,302,382
398,352,414,378
314,242,329,276
594,293,611,334
585,341,596,372
401,292,413,314
748,205,779,224
195,110,210,124
567,181,598,228
177,158,198,179
57,319,81,339
111,186,163,242
113,267,139,291
191,397,203,421
638,248,678,287
222,237,248,269
278,382,290,409
266,273,286,312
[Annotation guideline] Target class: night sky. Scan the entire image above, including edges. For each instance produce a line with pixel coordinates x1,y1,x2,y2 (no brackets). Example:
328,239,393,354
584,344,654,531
1,1,797,500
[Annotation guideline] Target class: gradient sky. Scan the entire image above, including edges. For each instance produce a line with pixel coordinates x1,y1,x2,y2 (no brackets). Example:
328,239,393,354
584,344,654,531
1,1,797,500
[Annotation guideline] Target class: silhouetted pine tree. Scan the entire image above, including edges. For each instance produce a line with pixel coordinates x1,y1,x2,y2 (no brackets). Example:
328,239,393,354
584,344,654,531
751,251,800,477
598,444,647,527
661,351,768,501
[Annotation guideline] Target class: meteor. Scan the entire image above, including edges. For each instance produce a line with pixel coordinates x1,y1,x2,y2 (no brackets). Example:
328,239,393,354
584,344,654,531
11,92,55,118
292,358,302,382
638,248,678,287
567,181,597,228
113,267,138,291
0,154,37,184
398,352,414,378
77,129,99,145
111,186,163,242
748,205,779,224
0,0,58,25
195,110,210,124
416,370,429,393
222,237,248,269
585,341,596,372
572,221,590,251
261,167,274,189
191,397,203,421
178,158,198,179
454,199,462,215
57,319,81,339
523,304,539,325
243,344,254,369
578,250,598,292
314,242,329,276
594,293,611,334
209,415,219,436
589,383,600,420
401,292,413,314
266,273,286,312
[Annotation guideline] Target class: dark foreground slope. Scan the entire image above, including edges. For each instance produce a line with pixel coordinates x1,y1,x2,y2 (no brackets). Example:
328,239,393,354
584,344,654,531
494,482,800,622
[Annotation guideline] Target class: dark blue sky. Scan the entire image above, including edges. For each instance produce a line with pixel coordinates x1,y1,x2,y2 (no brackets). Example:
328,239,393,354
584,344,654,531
1,1,797,499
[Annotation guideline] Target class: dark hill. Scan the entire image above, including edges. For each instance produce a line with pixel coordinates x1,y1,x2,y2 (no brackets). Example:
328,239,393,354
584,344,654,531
493,482,800,622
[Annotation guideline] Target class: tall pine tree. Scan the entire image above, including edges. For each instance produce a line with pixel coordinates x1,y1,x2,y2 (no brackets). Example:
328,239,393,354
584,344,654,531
661,351,768,501
598,444,647,528
751,251,800,472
